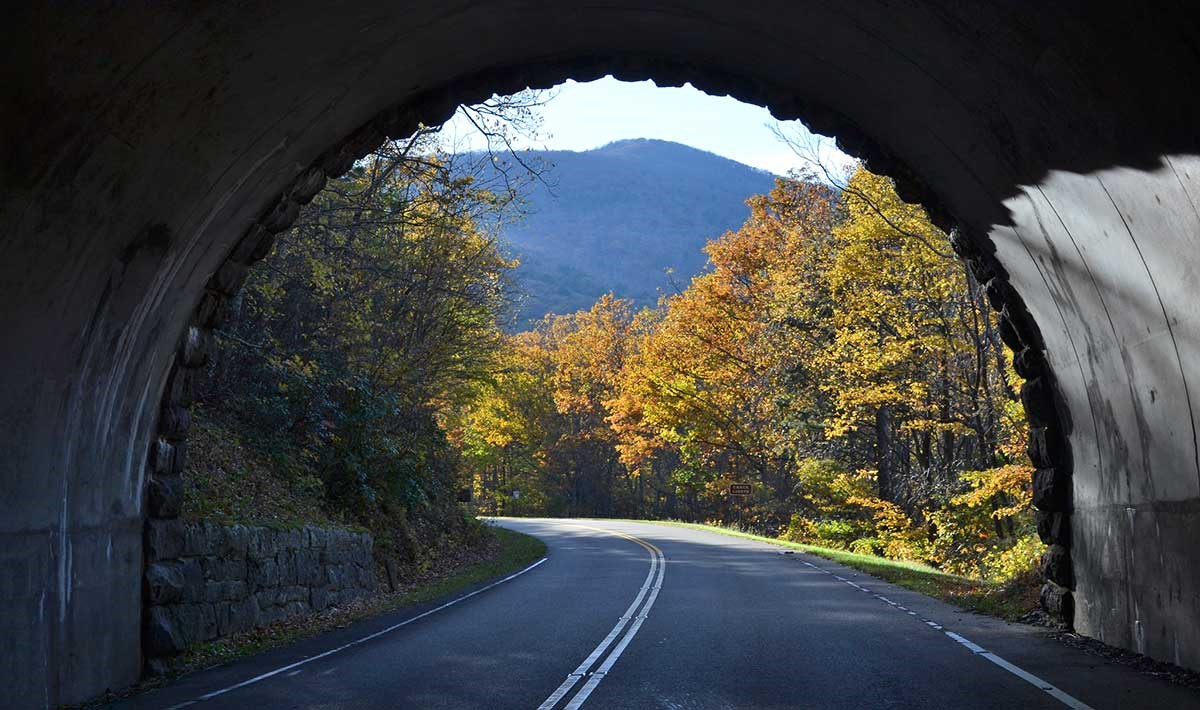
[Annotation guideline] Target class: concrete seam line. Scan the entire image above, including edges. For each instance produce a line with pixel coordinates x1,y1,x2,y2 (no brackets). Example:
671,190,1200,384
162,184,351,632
799,555,1093,710
170,557,549,704
537,524,666,710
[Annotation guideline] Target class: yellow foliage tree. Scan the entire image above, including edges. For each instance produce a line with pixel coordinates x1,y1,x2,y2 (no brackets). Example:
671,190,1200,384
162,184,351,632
819,166,1009,504
607,177,838,521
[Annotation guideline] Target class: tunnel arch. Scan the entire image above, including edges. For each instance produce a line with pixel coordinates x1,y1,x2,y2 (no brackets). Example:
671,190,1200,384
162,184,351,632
4,3,1200,705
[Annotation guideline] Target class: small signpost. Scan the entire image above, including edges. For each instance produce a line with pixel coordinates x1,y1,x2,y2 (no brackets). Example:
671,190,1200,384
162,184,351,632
727,483,751,527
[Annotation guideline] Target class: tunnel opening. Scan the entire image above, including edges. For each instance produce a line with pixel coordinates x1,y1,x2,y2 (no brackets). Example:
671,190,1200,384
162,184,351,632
139,73,1074,683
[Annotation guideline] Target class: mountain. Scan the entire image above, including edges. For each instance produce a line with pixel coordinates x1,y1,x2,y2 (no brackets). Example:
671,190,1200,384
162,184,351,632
470,139,779,327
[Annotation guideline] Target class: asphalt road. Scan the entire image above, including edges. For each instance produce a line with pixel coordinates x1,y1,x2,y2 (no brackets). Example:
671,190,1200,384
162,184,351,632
116,519,1200,709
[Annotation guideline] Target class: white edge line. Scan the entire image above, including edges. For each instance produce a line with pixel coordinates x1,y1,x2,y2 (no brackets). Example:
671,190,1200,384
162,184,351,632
190,557,549,702
799,554,1093,710
944,631,1094,710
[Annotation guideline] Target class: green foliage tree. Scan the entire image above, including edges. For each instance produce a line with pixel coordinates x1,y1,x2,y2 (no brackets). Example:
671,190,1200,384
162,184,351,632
195,122,528,563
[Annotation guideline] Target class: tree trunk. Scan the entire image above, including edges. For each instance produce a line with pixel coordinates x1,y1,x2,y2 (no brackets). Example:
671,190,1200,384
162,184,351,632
876,404,893,501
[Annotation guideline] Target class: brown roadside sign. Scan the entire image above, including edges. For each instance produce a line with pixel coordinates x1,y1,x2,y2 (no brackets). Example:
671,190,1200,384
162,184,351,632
728,483,752,495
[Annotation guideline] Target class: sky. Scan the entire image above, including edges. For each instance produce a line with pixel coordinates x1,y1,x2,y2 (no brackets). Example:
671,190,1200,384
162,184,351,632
440,77,853,178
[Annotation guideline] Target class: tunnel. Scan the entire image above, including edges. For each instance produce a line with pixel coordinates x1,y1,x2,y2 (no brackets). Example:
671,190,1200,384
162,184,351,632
3,2,1200,705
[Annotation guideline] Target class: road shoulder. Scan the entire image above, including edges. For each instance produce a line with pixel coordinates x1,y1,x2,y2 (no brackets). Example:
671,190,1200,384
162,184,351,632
94,527,546,709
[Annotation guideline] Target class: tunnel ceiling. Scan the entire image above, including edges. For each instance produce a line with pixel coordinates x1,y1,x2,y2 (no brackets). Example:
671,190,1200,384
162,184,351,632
4,2,1200,706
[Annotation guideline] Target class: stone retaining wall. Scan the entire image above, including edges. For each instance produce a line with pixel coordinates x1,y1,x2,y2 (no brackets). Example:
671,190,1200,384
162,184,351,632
143,522,375,661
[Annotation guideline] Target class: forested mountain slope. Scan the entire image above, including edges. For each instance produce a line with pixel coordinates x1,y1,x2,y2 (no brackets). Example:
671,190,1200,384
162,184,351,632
475,139,778,325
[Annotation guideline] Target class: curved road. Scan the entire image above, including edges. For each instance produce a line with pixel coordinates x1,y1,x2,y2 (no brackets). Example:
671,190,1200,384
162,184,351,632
118,519,1200,709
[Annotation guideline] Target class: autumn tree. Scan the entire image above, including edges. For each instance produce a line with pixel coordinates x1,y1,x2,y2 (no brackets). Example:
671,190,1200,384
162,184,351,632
819,166,1013,510
453,162,1036,583
448,329,559,516
452,295,641,516
608,177,838,524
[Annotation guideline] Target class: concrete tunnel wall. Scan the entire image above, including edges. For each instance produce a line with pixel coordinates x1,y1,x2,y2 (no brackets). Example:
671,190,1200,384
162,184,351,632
2,1,1200,705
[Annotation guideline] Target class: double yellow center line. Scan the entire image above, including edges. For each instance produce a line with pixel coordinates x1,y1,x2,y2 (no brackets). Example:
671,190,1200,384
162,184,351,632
537,525,666,710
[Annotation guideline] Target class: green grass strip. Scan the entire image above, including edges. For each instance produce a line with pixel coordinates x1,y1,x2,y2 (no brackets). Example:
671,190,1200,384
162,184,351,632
615,519,1038,621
